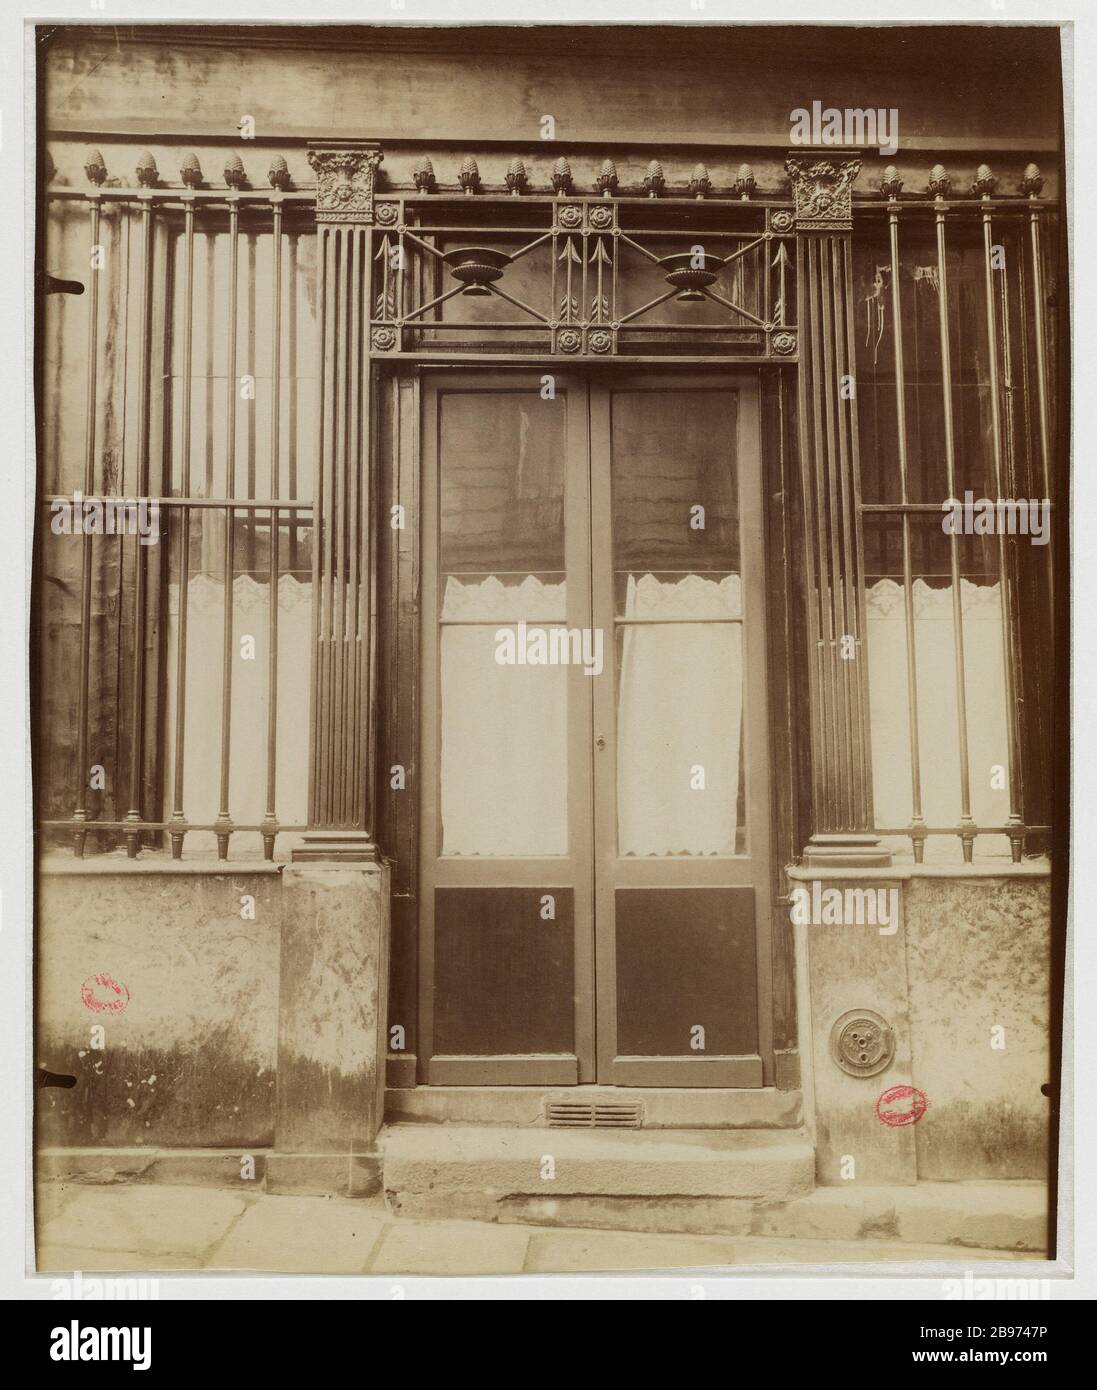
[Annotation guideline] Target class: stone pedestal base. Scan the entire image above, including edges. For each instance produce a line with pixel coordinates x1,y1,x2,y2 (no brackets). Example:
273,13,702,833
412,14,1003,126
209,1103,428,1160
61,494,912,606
271,857,390,1194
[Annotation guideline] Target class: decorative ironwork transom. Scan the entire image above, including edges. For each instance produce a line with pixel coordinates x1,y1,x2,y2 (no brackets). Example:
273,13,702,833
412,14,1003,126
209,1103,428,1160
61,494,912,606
368,195,797,361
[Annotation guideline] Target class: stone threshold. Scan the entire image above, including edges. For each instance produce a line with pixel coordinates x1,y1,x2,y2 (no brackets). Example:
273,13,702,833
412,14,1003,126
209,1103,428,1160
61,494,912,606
386,1084,803,1129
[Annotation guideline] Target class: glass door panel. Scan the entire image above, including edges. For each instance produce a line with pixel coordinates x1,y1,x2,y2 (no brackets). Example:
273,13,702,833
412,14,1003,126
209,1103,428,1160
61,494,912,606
419,376,594,1084
591,379,771,1086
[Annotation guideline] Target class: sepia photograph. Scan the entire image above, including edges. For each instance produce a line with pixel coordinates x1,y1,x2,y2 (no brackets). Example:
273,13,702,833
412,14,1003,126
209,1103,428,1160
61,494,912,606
6,3,1088,1323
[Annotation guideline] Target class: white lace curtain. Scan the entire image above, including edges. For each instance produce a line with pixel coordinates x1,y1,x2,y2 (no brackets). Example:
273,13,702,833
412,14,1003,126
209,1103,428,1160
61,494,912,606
161,571,1010,862
866,577,1011,859
439,571,744,858
616,573,743,857
163,574,311,854
440,575,569,857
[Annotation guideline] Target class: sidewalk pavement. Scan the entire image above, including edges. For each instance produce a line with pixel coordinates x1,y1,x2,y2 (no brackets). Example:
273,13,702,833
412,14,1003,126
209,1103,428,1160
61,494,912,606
33,1182,1036,1276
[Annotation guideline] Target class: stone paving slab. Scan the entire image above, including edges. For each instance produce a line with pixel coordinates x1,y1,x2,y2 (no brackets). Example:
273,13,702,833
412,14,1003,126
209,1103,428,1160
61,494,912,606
31,1183,1047,1278
368,1219,532,1275
37,1245,205,1273
525,1229,737,1273
37,1185,249,1259
208,1196,387,1274
34,1182,81,1229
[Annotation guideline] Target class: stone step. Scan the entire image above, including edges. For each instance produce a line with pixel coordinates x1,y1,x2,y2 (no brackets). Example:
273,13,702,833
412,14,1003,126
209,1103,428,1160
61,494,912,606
385,1085,802,1130
381,1123,815,1222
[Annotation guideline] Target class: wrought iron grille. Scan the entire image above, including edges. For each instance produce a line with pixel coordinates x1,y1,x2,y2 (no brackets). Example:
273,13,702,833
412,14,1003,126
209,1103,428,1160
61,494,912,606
368,191,798,361
38,154,317,860
852,167,1057,862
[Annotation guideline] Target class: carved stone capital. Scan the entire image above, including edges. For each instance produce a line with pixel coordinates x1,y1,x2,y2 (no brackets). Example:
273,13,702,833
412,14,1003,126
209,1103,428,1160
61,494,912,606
785,154,862,231
308,141,384,223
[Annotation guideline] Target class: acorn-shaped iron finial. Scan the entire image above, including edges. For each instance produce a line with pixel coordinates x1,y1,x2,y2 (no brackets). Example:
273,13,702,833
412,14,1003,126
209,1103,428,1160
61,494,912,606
928,164,951,200
268,155,291,191
734,163,756,200
84,148,108,187
689,163,711,199
413,156,435,193
506,157,528,196
552,156,572,196
595,158,618,198
135,151,158,188
644,159,666,198
180,153,203,189
1021,163,1044,198
224,153,247,189
972,163,997,198
880,166,903,199
459,156,480,196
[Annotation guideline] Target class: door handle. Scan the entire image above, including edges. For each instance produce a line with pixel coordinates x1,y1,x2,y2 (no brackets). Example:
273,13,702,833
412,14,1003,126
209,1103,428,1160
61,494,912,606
596,735,606,750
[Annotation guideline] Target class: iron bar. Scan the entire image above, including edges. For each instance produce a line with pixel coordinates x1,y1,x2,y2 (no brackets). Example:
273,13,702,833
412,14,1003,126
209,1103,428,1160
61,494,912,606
72,195,101,858
1028,202,1055,629
123,195,154,858
169,198,196,860
215,196,240,859
934,200,976,861
981,202,1025,861
262,200,284,860
484,281,550,323
886,199,927,859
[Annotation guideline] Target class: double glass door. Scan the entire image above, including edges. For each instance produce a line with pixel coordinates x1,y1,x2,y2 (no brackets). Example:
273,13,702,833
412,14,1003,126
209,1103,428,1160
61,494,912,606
418,371,771,1086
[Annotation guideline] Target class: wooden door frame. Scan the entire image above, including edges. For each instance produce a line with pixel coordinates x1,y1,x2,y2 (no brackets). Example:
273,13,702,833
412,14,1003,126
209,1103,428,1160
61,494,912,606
414,366,773,1088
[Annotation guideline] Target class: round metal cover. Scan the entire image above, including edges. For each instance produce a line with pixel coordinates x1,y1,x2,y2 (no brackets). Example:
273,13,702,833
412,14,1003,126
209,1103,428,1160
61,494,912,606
830,1009,895,1077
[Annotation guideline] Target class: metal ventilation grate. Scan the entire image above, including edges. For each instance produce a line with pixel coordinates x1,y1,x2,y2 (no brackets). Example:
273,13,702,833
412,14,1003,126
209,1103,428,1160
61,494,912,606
545,1100,643,1129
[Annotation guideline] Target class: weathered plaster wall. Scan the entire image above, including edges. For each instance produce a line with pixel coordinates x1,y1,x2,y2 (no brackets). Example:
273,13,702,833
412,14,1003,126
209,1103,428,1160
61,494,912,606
36,865,281,1148
39,24,1062,199
276,862,390,1156
905,875,1051,1180
42,25,1061,148
799,869,1052,1186
797,876,918,1187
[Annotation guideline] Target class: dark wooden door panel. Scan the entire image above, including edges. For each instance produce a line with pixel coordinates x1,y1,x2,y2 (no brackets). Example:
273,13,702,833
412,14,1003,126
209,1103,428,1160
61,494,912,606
615,887,758,1058
433,887,576,1057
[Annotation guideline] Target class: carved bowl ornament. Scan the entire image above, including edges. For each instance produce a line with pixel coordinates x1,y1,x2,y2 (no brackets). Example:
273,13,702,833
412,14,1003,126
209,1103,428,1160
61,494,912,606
785,156,861,231
658,251,725,302
443,246,510,297
830,1009,895,1078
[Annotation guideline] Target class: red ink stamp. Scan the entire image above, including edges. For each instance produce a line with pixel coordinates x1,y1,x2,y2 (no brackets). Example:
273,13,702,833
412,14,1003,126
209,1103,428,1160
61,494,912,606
876,1084,927,1127
81,974,130,1014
